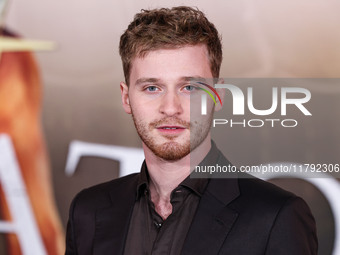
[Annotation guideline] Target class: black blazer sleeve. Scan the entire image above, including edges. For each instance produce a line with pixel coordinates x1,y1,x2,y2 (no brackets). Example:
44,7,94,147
265,196,318,254
64,174,139,255
65,192,80,255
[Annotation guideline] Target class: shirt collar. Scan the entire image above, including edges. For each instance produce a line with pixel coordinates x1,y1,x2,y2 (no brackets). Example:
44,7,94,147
178,175,208,197
136,140,219,199
136,161,149,199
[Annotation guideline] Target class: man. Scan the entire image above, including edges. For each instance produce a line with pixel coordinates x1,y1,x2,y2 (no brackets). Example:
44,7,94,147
65,6,317,255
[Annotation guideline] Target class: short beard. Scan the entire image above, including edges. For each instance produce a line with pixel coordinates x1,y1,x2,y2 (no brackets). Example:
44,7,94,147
131,110,213,161
132,114,191,161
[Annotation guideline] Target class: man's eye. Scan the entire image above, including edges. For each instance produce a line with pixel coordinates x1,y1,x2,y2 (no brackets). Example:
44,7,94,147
146,86,158,92
184,85,196,91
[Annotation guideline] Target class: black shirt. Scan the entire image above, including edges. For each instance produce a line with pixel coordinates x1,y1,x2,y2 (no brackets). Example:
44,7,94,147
122,144,222,255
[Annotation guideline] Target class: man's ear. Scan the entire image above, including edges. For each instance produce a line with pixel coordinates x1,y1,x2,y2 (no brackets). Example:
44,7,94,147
215,78,225,112
120,82,131,114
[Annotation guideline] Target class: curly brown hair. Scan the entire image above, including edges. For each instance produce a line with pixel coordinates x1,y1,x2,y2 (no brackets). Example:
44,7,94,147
119,6,222,85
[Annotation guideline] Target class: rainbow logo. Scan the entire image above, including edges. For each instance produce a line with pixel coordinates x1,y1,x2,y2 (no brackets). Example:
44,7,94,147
196,81,223,106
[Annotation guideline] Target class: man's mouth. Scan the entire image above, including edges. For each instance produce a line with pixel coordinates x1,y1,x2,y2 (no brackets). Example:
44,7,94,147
158,126,184,130
156,125,186,134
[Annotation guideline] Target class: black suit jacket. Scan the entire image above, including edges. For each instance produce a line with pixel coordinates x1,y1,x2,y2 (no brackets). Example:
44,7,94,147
65,152,317,255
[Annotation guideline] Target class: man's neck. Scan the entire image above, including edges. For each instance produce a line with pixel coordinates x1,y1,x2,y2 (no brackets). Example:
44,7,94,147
143,135,211,218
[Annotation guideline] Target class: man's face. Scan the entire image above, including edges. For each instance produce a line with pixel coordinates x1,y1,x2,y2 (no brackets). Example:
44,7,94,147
121,45,217,161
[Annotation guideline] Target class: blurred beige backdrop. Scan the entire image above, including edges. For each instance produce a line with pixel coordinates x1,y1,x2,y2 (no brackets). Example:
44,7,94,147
3,0,340,254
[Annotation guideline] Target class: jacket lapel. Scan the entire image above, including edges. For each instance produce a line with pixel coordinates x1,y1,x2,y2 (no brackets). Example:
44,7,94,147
93,175,138,255
182,153,240,255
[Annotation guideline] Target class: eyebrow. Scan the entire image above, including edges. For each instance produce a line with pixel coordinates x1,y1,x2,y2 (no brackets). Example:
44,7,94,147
182,76,206,82
135,78,160,86
135,76,206,86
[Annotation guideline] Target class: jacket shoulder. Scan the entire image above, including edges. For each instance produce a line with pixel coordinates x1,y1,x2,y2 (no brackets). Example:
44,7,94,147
223,175,317,254
65,173,139,254
234,174,297,212
239,174,295,199
71,173,139,212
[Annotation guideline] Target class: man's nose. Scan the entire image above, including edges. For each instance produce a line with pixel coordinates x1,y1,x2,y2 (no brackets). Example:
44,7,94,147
159,92,183,116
